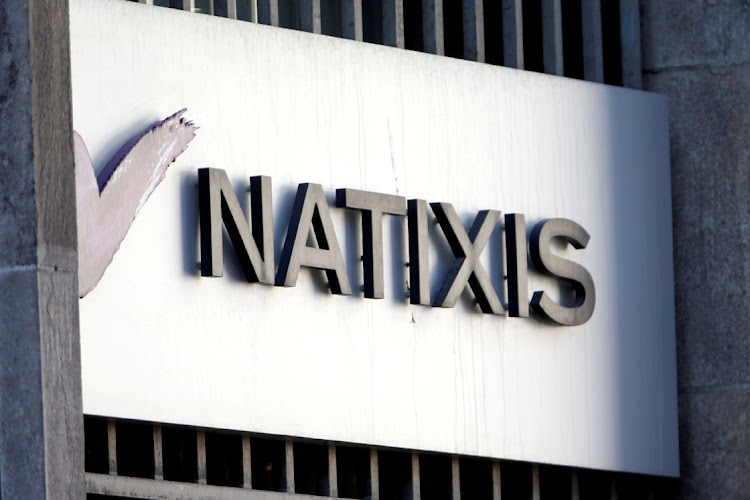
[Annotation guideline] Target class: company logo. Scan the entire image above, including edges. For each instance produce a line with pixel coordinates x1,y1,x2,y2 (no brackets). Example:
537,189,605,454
199,169,595,326
73,112,594,325
75,110,197,297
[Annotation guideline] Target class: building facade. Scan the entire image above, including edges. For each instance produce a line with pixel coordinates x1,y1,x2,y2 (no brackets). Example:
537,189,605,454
0,0,748,498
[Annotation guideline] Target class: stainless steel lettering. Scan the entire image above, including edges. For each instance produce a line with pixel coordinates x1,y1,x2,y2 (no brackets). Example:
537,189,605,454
430,203,503,314
198,168,274,283
529,218,595,326
275,183,352,295
197,170,595,325
336,188,407,299
407,199,431,306
505,213,529,317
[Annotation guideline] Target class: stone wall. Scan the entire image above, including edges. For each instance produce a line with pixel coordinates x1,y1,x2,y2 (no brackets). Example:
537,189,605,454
0,1,85,497
641,1,750,497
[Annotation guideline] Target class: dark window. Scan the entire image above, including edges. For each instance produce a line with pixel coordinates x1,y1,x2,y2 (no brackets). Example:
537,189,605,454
295,441,330,496
116,421,154,479
562,0,584,79
363,0,384,44
322,0,343,37
522,0,544,72
379,449,412,500
206,431,243,487
404,0,423,51
419,454,452,500
443,0,464,59
84,417,109,474
539,464,572,500
251,437,287,492
500,461,533,500
162,426,198,483
578,468,612,500
460,456,493,500
483,0,504,65
337,446,371,499
601,0,622,85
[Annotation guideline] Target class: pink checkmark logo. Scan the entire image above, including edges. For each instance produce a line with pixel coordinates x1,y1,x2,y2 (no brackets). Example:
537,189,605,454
75,109,197,297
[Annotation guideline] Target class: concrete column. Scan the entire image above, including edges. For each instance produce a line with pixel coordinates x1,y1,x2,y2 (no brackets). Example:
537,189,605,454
0,1,84,498
640,0,750,497
242,435,252,488
285,440,295,493
328,445,338,497
197,431,207,484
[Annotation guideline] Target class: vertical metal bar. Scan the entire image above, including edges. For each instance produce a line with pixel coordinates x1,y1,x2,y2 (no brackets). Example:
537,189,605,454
227,0,238,19
153,424,163,480
619,0,641,88
452,457,461,500
370,449,380,500
286,440,295,493
502,0,523,69
342,0,364,41
571,469,580,500
412,453,421,500
108,421,117,475
250,0,258,22
197,431,207,485
581,0,604,82
492,461,501,500
328,445,338,497
300,0,322,33
242,435,252,489
463,0,485,61
532,465,540,500
422,0,445,55
257,0,279,25
383,0,405,48
541,0,563,75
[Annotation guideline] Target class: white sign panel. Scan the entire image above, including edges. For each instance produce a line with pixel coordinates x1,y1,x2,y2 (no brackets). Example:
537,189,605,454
71,0,678,476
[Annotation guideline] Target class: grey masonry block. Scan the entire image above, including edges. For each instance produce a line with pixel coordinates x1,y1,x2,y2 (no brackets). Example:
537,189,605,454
641,0,750,70
37,265,84,500
678,388,750,498
0,3,39,268
0,267,46,499
644,65,750,390
0,265,84,499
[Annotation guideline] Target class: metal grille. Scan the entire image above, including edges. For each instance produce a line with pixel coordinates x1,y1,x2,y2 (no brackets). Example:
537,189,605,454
85,416,674,499
129,0,641,88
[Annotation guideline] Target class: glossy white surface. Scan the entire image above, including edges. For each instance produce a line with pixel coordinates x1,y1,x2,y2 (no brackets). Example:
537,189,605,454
71,0,678,476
